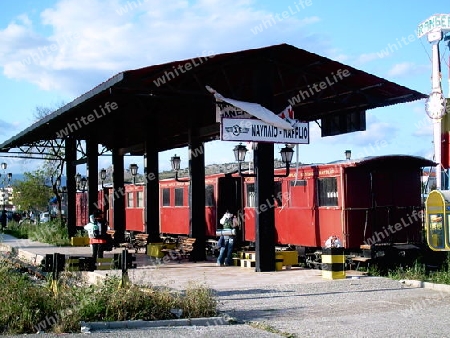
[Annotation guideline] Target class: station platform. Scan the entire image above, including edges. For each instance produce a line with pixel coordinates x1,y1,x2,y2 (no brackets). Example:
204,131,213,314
0,233,365,291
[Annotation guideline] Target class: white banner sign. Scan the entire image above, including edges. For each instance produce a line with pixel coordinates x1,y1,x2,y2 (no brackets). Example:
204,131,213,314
215,102,253,122
221,118,309,144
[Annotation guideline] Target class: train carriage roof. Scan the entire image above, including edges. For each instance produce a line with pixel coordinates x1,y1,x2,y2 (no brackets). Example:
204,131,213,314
303,155,437,170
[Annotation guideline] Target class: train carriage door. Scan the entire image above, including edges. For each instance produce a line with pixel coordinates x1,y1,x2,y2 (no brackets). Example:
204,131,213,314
217,175,243,236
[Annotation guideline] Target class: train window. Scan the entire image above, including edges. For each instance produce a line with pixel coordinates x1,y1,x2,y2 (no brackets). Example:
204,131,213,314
136,191,144,208
174,188,184,206
290,180,307,187
318,177,338,206
127,192,134,208
247,183,255,207
245,183,281,207
162,188,170,206
205,184,215,207
274,181,282,207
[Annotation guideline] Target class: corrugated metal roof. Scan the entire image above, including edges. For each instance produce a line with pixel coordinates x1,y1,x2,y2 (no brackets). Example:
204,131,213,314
0,43,427,154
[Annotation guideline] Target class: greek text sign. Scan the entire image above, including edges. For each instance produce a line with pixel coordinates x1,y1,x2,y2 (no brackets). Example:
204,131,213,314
417,14,450,38
215,102,252,122
221,118,309,144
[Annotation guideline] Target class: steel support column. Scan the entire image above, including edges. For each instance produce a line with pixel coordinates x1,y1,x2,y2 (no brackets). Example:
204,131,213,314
144,146,160,243
65,137,77,237
86,140,98,217
254,142,275,271
254,64,276,272
112,148,125,244
189,132,206,261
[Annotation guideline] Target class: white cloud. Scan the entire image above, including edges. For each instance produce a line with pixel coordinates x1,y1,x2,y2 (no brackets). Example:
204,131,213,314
386,62,429,78
0,120,17,136
317,114,398,147
0,0,323,95
354,52,380,65
387,62,416,77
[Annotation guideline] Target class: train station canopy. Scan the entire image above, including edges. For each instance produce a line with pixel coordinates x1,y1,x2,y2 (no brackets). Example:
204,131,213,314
0,43,426,155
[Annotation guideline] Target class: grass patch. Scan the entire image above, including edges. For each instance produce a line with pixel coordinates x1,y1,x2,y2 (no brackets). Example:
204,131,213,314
0,257,218,334
28,220,70,246
3,221,30,239
373,253,450,285
2,220,71,246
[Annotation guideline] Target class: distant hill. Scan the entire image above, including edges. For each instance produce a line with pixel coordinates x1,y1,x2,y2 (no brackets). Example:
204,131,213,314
9,174,67,186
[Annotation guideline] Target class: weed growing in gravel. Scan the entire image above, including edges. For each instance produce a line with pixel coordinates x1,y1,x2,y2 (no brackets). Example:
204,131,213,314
383,253,450,284
249,321,297,338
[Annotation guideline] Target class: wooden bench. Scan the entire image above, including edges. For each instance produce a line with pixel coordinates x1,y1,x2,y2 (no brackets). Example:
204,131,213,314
114,231,148,253
161,237,196,263
350,256,371,271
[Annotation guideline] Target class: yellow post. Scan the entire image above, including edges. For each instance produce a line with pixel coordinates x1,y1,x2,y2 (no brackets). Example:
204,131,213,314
322,248,346,280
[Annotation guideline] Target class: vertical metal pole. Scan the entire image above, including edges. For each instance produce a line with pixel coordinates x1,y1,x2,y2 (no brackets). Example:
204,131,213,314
112,149,125,244
425,29,446,190
144,147,160,243
86,140,98,216
188,131,206,261
431,40,443,190
254,142,275,272
253,62,276,272
66,138,77,237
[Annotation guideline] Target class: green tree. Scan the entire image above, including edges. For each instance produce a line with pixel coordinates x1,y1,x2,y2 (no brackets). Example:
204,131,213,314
33,104,66,224
13,170,53,213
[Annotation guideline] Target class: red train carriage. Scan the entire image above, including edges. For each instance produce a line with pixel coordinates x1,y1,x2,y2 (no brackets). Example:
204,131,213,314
75,155,434,262
159,173,242,237
77,184,146,232
243,155,431,248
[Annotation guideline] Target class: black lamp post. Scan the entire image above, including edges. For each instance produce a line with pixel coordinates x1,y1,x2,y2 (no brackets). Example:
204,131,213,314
75,173,88,225
345,150,352,160
53,176,67,223
233,143,294,177
0,163,12,212
80,177,87,191
99,168,109,217
170,154,190,182
129,164,138,184
100,168,107,188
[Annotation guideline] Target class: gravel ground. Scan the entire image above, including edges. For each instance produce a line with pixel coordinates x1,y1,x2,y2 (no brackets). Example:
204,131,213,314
3,325,282,338
2,235,450,337
216,277,450,338
4,276,450,337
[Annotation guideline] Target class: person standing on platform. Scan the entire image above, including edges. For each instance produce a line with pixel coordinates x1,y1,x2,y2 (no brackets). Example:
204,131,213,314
84,210,107,261
217,211,238,266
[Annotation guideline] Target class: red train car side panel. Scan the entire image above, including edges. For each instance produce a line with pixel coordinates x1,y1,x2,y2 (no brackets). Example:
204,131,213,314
75,192,88,226
344,159,425,248
125,185,145,232
160,181,190,235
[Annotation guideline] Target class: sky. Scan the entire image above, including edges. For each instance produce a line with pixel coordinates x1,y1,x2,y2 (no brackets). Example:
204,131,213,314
0,0,449,176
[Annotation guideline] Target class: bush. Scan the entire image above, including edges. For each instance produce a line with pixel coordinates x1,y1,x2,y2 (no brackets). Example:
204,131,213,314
3,220,30,239
0,259,218,334
0,259,55,334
